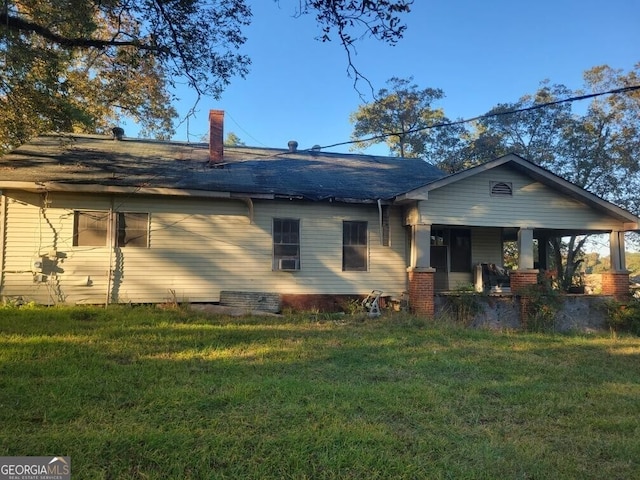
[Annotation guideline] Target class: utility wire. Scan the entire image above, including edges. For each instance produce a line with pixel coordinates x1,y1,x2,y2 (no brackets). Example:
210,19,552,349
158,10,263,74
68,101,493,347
225,111,269,148
313,85,640,151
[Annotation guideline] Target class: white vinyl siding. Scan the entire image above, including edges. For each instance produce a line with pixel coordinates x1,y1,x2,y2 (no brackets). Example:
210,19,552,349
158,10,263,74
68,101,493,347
417,167,625,230
1,192,409,304
2,192,111,304
256,202,406,296
448,272,473,290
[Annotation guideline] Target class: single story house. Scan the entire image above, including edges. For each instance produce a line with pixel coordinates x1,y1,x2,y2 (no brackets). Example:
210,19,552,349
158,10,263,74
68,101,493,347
0,110,638,315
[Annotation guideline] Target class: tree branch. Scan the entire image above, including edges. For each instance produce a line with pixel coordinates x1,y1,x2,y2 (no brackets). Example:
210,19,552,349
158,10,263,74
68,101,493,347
149,0,202,97
0,12,168,53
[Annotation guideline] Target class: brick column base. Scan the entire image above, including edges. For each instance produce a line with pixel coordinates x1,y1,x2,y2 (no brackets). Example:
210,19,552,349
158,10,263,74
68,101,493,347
601,271,630,300
510,269,539,295
511,269,539,329
408,268,436,317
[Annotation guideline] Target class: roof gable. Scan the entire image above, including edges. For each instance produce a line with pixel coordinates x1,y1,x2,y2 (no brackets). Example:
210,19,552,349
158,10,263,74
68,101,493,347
398,153,639,225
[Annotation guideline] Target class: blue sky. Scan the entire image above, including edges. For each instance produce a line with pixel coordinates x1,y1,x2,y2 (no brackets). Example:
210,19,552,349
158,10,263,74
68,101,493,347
161,0,639,154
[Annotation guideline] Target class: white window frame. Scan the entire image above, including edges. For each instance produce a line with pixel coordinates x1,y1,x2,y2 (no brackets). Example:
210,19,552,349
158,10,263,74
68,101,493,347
343,220,368,271
273,218,300,271
73,210,150,248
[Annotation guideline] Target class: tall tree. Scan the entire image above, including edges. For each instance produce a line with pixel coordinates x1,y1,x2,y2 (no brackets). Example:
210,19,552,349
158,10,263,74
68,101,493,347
561,65,640,213
466,71,640,289
0,0,412,152
464,82,574,168
349,77,450,158
349,65,640,290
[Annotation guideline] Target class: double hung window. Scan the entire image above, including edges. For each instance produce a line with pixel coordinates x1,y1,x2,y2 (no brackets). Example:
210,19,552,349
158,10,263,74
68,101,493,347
343,221,368,271
273,218,300,270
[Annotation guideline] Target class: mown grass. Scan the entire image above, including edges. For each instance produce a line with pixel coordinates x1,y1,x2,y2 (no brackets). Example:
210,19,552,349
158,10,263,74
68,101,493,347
1,305,639,479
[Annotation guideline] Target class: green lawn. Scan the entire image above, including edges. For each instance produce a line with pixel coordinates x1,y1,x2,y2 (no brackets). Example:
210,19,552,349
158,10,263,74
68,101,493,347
1,306,639,479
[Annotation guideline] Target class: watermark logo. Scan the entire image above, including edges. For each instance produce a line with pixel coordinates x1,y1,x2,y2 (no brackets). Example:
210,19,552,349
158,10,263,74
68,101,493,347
0,457,70,480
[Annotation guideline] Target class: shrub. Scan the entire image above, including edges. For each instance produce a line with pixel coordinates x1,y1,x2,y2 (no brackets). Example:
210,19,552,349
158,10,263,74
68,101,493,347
605,298,640,336
518,277,562,333
445,284,483,326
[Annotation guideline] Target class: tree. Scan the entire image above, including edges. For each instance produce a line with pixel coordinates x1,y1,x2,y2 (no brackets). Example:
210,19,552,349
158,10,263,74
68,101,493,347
471,67,640,290
349,77,450,158
349,65,640,291
224,132,245,146
561,65,640,214
462,82,574,169
0,1,412,152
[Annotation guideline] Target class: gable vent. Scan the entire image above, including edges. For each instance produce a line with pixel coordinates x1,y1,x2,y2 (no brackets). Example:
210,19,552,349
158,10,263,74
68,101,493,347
491,181,513,196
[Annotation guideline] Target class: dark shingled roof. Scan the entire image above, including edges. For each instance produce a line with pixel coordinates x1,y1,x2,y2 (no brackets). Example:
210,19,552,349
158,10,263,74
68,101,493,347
0,134,446,202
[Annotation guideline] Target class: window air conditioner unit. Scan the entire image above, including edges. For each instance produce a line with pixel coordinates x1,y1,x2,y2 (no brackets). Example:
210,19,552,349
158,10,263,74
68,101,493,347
278,258,299,270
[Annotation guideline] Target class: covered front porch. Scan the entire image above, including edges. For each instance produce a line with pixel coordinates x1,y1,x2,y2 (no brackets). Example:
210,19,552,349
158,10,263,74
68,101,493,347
414,224,631,295
406,224,635,317
398,154,640,316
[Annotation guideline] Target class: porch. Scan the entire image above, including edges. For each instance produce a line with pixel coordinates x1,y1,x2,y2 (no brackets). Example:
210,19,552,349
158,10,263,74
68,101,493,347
397,153,639,317
406,225,634,316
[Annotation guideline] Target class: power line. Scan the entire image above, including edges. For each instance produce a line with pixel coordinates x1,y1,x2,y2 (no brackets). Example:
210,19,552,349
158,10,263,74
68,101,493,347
313,85,640,152
225,111,269,148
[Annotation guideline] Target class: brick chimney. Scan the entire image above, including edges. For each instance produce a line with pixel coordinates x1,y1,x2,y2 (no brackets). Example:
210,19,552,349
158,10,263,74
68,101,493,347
209,109,224,163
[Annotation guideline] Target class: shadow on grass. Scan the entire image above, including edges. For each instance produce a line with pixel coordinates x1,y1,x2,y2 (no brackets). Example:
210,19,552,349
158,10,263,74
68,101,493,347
1,305,639,479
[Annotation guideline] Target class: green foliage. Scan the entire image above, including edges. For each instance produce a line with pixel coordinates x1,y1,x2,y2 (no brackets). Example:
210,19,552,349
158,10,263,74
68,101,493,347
341,297,366,315
503,240,519,270
442,284,484,326
592,252,640,277
549,235,589,292
0,298,37,309
605,298,640,336
627,252,640,277
0,0,185,151
350,66,640,215
224,132,246,146
350,76,451,158
1,1,412,152
583,251,606,273
349,66,639,291
519,275,562,332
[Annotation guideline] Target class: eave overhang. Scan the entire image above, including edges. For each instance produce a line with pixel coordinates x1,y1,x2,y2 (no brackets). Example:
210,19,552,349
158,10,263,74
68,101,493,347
0,181,275,200
0,181,396,207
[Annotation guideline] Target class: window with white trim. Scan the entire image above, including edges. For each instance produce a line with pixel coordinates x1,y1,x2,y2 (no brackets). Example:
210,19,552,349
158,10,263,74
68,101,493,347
116,212,150,247
73,211,109,246
343,221,368,271
73,211,150,247
273,218,300,270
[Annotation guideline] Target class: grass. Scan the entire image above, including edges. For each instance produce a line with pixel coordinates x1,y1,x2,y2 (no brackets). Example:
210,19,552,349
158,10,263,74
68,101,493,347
1,305,639,479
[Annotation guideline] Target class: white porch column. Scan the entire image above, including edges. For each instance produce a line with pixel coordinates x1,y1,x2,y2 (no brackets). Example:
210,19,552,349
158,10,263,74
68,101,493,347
517,228,535,270
412,224,432,269
609,231,627,272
